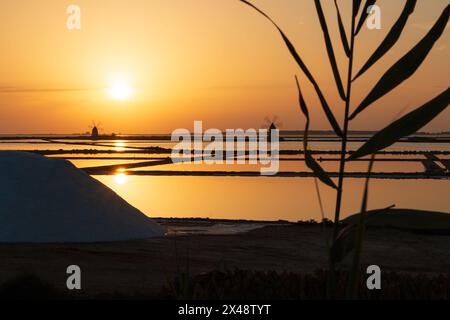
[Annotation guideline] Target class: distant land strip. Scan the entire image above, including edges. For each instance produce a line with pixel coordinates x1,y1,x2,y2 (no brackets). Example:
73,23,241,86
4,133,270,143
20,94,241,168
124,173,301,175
50,156,435,162
2,137,450,143
1,132,450,142
27,149,450,156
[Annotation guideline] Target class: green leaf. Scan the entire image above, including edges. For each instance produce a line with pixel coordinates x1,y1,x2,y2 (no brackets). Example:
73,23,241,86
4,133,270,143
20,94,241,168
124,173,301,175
353,0,417,81
334,0,350,57
349,87,450,160
296,76,337,189
355,0,377,35
315,0,347,100
351,4,450,119
330,205,394,264
240,0,343,137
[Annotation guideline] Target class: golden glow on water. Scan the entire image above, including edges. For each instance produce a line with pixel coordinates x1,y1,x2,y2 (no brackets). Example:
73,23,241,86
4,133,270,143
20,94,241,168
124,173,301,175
114,168,128,185
114,141,126,152
68,159,144,168
2,140,449,221
114,173,128,185
94,176,450,222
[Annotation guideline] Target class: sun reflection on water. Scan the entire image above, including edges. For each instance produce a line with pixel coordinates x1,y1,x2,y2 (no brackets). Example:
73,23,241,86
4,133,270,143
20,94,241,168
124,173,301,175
114,141,126,152
114,168,128,185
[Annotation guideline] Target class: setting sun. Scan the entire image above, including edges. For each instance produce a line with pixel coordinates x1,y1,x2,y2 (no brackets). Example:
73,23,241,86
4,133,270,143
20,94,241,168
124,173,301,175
108,77,134,101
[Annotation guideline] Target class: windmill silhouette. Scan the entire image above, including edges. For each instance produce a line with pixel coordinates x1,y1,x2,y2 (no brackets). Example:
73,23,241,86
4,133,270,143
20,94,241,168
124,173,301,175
88,121,103,140
261,115,283,142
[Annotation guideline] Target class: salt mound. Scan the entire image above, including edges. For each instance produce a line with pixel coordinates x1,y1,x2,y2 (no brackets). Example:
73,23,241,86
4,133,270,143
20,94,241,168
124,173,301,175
0,151,165,243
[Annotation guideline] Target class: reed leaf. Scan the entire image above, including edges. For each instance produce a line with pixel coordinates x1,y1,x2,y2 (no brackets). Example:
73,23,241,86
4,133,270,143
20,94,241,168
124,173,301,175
305,152,338,189
349,87,450,160
351,4,450,119
353,0,417,81
353,0,363,18
334,0,350,57
330,205,394,264
315,0,347,100
240,0,343,137
296,76,337,189
355,0,377,35
359,156,374,215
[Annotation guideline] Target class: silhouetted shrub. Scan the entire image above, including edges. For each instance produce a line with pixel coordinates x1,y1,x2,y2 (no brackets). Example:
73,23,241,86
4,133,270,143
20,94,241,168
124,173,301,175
163,269,450,300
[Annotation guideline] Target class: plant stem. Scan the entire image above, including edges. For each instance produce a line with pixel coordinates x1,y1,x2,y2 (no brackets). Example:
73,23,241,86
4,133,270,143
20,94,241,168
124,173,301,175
347,154,375,299
328,3,357,298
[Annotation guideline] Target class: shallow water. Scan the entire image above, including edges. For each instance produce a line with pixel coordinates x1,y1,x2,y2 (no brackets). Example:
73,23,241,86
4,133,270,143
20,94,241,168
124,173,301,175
95,176,450,222
3,139,450,152
2,137,450,221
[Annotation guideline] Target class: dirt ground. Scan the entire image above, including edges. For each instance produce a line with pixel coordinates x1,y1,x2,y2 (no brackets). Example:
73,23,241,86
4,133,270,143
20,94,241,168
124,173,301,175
0,221,449,297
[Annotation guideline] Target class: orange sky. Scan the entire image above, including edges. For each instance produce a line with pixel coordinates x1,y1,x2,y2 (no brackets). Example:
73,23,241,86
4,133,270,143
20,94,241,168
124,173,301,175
0,0,449,134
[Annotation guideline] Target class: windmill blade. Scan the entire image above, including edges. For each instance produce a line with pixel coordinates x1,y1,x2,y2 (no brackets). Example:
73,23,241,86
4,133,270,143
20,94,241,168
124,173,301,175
261,116,271,129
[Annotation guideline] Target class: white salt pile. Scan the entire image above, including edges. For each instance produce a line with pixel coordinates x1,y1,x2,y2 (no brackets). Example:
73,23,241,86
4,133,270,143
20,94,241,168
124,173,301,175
0,151,165,243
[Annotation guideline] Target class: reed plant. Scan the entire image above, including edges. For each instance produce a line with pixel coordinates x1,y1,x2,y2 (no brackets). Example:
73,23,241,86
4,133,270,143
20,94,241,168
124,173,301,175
240,0,450,298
